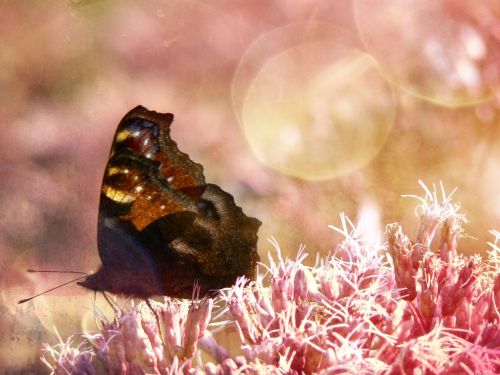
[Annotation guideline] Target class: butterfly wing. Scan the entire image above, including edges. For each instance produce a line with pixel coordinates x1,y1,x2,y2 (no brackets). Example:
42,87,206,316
101,106,205,231
85,107,205,296
79,213,165,297
113,106,205,200
160,183,262,296
83,106,261,298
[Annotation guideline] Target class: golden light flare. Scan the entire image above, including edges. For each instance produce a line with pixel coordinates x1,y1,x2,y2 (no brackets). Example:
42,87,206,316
354,0,493,107
237,34,395,180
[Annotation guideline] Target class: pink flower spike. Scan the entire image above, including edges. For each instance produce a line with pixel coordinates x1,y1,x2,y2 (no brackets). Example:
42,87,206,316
182,298,213,360
40,182,500,374
386,223,417,300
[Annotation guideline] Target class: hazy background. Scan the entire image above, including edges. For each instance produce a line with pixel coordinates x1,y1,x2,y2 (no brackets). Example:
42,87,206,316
1,0,499,372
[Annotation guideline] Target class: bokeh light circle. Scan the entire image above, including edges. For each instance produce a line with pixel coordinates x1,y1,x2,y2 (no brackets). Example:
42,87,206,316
233,23,395,180
354,0,493,107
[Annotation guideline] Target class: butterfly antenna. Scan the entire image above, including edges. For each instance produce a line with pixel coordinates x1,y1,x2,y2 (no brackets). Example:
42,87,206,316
18,275,88,304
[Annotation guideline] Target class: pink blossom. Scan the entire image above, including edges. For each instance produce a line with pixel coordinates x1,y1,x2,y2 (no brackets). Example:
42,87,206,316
43,183,500,374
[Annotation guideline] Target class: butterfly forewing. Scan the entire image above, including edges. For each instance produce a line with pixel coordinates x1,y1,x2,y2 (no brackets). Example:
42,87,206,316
115,106,206,200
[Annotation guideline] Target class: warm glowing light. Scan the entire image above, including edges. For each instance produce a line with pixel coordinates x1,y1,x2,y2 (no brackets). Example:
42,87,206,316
235,25,395,180
354,0,492,107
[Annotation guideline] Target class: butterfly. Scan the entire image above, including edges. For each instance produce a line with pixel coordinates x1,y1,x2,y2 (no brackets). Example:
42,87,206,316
77,106,261,299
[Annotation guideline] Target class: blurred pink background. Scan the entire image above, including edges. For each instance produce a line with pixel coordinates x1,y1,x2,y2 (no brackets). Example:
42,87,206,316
1,0,499,372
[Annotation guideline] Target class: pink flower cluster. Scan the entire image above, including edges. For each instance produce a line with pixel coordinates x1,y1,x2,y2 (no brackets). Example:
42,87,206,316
43,297,213,375
43,184,500,374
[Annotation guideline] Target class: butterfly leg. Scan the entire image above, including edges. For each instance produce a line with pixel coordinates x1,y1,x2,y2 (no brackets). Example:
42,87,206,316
145,298,167,353
101,291,122,316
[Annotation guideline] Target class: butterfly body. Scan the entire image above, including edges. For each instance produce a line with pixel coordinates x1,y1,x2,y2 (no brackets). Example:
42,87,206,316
78,106,260,298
